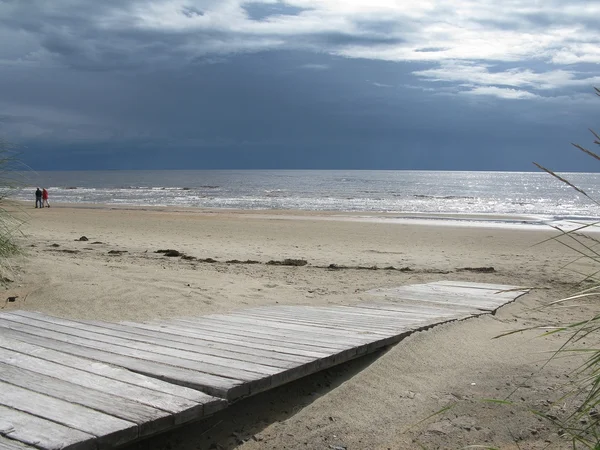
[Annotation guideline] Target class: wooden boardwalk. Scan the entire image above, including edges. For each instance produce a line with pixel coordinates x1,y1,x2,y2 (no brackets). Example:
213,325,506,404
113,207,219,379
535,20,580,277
0,281,527,449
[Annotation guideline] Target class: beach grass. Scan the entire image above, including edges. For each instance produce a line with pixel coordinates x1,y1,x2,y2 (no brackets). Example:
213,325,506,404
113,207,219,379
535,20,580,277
0,139,24,276
527,89,600,448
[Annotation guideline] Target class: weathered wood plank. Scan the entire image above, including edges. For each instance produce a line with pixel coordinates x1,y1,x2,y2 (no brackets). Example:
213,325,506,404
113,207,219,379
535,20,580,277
355,300,479,316
0,362,173,438
0,405,96,450
166,317,403,366
119,321,331,359
390,285,517,305
0,334,220,406
9,311,298,370
369,286,503,303
236,308,416,330
209,314,396,341
433,281,525,291
0,329,245,400
0,343,206,415
0,381,138,448
234,308,411,329
293,305,433,320
162,320,363,354
11,311,297,369
228,312,408,337
78,319,316,365
355,301,473,316
196,313,393,338
177,315,389,342
0,318,270,388
0,314,280,378
367,290,499,311
0,436,36,450
236,310,444,335
169,317,370,349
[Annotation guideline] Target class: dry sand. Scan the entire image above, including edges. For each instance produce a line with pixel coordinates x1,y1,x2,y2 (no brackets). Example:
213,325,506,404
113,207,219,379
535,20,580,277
2,202,597,449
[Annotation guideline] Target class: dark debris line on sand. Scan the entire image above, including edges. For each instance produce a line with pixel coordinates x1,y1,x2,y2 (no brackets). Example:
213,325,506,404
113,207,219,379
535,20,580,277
151,249,485,275
457,267,496,273
42,243,496,277
266,259,308,267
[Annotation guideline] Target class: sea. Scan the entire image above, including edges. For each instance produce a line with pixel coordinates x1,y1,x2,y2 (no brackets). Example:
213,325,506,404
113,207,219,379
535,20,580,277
12,170,600,228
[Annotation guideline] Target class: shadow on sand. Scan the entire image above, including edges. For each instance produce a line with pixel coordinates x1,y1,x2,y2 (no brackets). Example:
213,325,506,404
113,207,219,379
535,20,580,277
123,347,390,450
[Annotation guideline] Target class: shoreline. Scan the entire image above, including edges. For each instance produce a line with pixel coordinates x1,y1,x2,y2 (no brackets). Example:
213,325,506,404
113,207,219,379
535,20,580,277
10,199,593,232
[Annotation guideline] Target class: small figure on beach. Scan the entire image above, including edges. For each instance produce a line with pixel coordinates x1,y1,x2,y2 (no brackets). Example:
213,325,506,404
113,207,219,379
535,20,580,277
42,188,50,208
35,187,42,208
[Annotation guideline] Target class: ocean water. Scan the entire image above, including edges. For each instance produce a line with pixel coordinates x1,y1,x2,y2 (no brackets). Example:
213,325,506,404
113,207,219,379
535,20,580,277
12,170,600,220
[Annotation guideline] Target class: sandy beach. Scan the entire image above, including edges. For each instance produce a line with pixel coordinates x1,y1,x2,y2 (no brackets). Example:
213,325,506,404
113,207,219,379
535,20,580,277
2,202,595,449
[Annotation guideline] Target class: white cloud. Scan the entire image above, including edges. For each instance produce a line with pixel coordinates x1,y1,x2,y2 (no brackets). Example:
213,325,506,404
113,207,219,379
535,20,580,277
462,86,539,100
414,62,600,90
371,82,392,88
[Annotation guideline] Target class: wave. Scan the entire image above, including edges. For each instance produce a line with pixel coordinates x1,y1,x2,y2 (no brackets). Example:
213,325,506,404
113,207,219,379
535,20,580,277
412,194,476,200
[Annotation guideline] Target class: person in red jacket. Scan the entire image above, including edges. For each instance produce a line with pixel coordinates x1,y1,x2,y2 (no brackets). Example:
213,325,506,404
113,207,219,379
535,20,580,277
42,188,50,208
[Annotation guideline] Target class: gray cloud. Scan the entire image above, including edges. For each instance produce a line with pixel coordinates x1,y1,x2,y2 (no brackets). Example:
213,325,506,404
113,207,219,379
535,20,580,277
0,1,598,170
1,0,598,92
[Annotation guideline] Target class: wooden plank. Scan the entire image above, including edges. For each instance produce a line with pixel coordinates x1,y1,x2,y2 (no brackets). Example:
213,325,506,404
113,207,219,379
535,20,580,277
0,362,173,438
236,307,413,328
207,314,395,339
166,317,401,364
433,281,526,291
0,436,36,450
237,308,417,329
194,312,392,339
0,343,208,415
164,318,364,351
296,305,436,320
393,284,517,302
0,329,245,400
236,310,442,334
369,286,506,304
118,321,331,359
176,315,389,342
162,319,368,359
394,296,502,311
123,324,392,397
138,318,401,384
78,319,316,365
0,317,271,384
0,314,280,378
367,290,498,311
0,333,220,406
169,317,371,348
230,311,409,336
0,404,96,450
9,311,298,370
356,300,473,316
0,381,138,448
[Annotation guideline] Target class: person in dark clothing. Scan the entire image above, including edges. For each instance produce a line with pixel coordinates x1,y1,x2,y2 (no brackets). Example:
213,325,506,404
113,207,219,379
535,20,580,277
35,188,42,208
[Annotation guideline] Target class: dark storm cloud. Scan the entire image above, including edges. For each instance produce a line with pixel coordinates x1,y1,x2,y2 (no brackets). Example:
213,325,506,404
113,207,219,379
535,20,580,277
0,0,598,170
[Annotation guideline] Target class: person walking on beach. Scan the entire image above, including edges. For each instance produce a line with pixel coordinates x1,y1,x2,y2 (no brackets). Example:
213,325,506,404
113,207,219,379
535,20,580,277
35,187,42,208
42,188,50,208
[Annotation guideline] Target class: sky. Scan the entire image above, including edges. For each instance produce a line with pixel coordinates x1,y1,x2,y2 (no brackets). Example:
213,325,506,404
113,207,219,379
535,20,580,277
0,0,599,171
